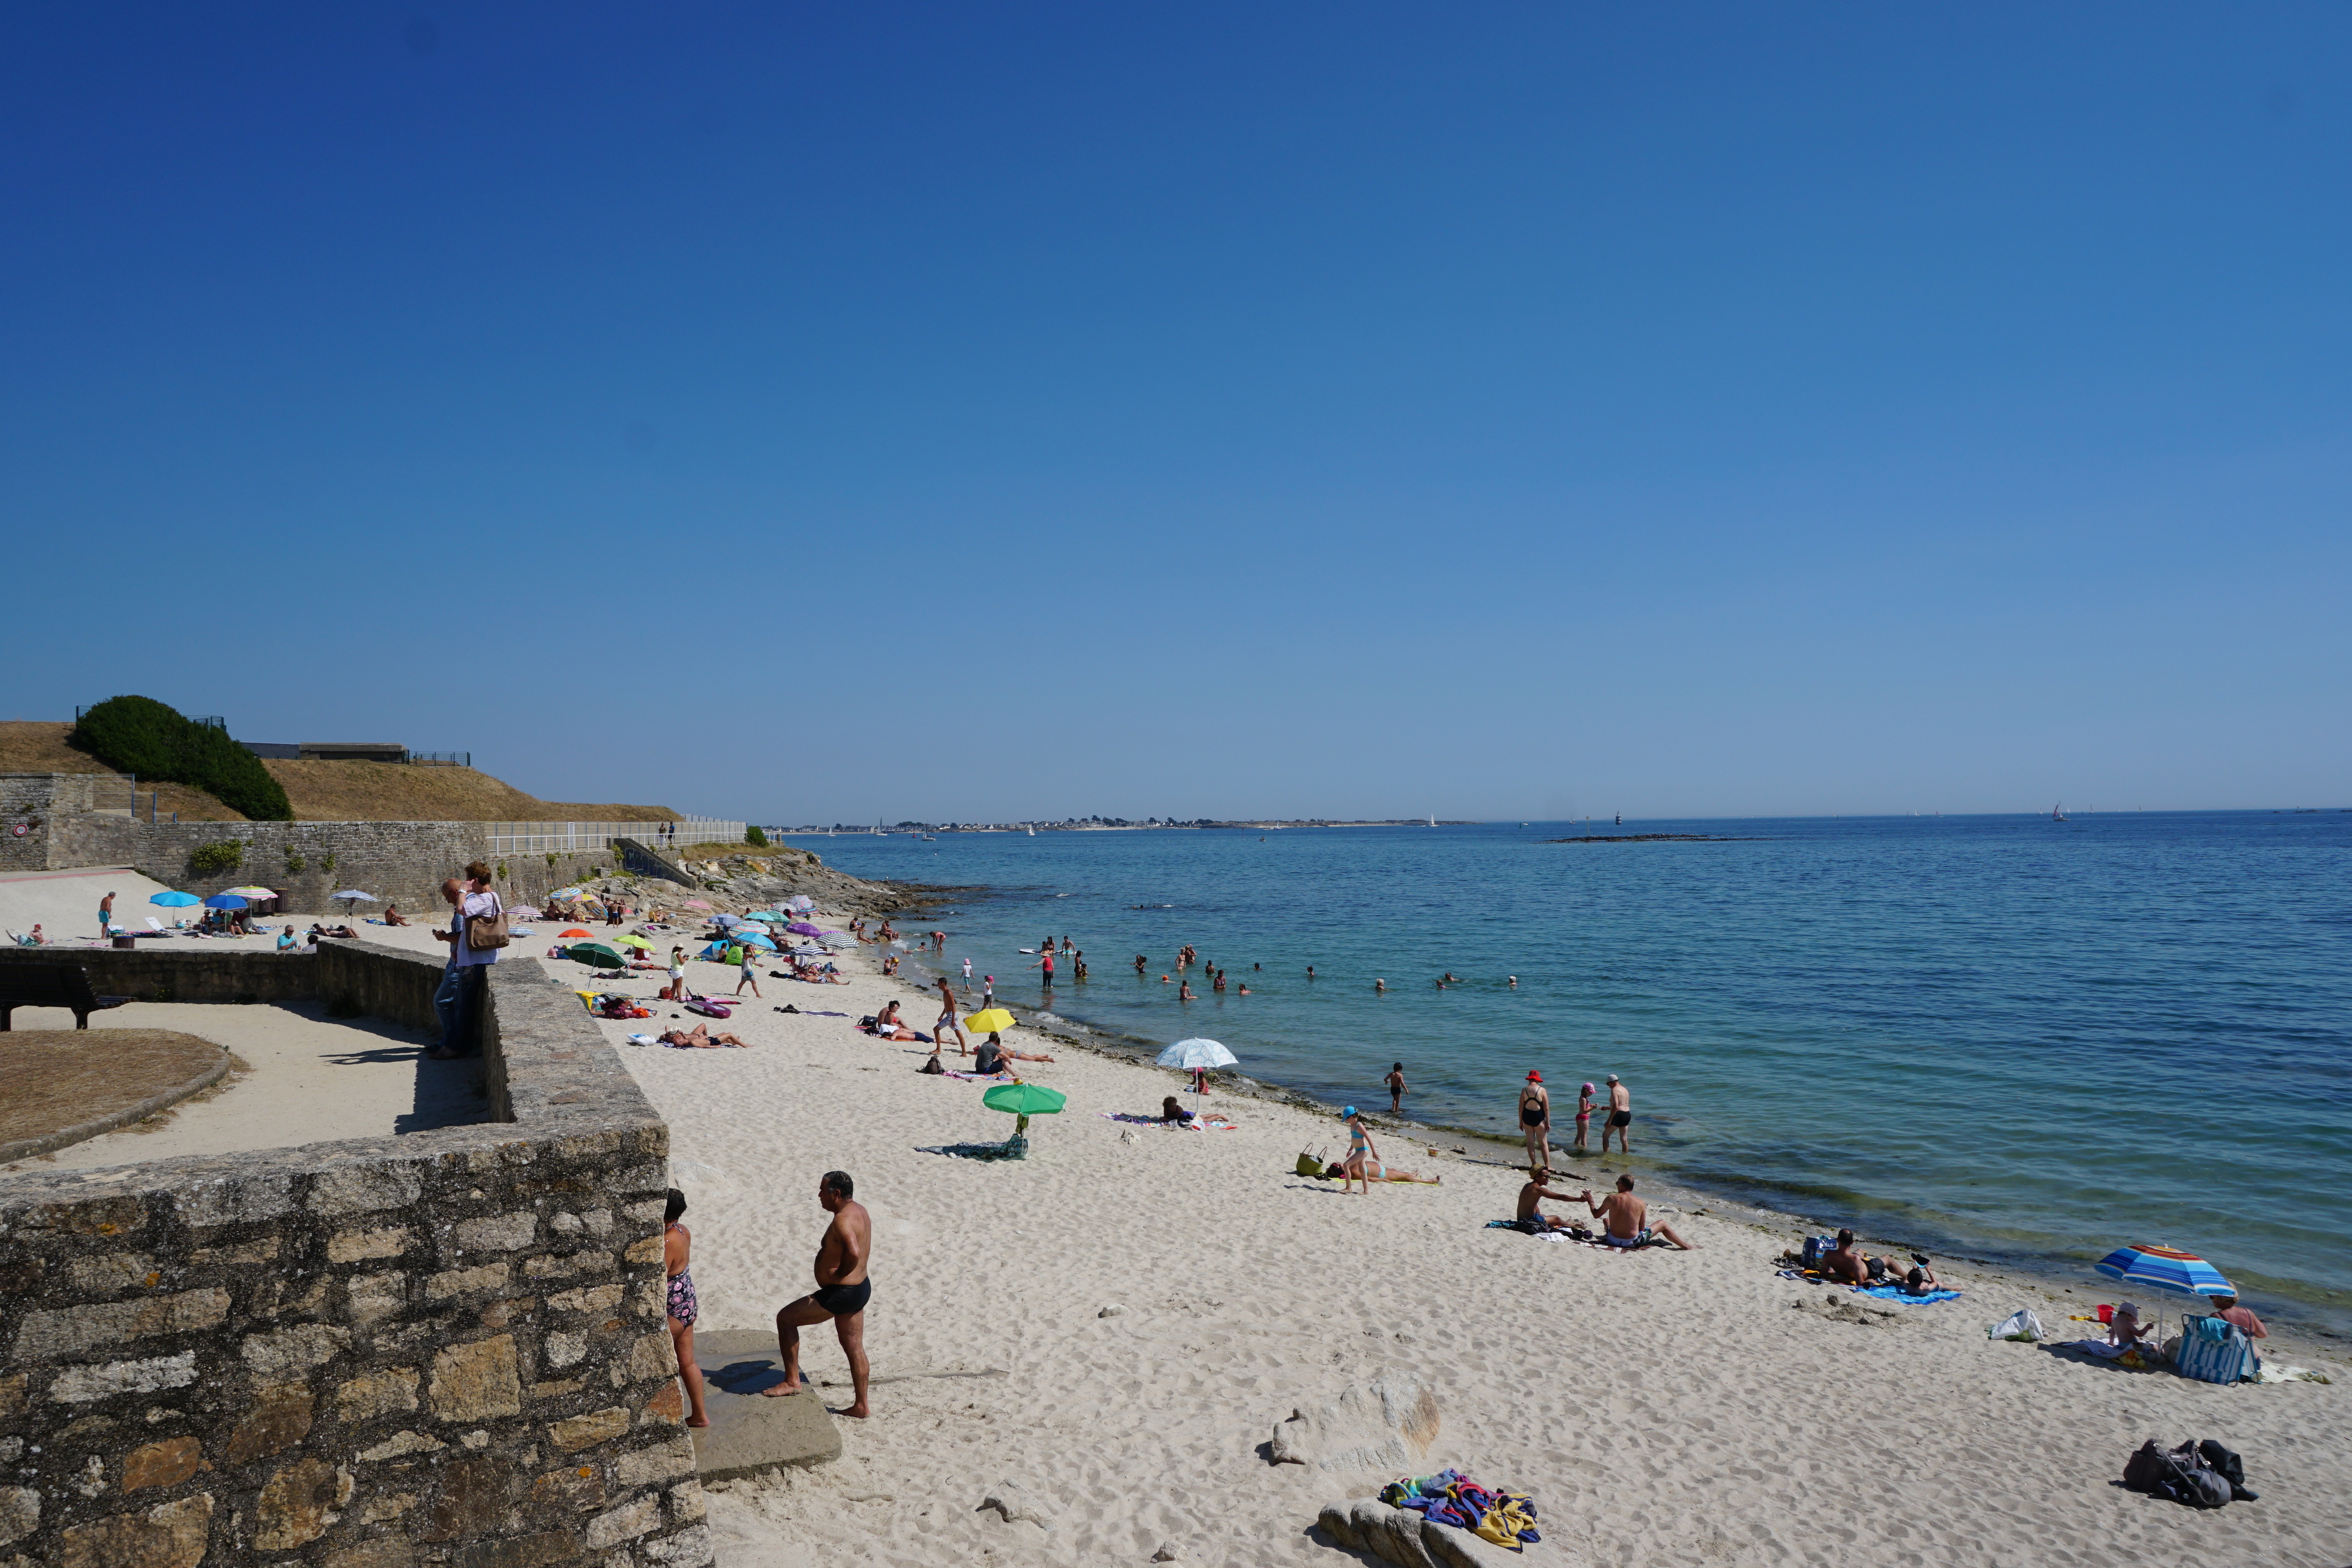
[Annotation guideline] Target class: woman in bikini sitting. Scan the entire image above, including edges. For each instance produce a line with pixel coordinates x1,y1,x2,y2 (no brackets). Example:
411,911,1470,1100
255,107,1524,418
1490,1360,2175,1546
870,1001,928,1042
663,1188,710,1427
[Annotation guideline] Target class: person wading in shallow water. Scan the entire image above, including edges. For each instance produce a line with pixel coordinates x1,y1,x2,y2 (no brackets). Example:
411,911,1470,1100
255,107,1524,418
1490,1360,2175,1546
1518,1071,1552,1174
763,1171,872,1417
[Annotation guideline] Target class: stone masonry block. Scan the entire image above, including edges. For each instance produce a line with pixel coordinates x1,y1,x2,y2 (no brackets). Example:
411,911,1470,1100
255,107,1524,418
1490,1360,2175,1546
12,1289,230,1362
0,1489,35,1549
614,1436,696,1487
325,1540,415,1568
220,1383,315,1465
328,1227,414,1263
623,1330,677,1383
346,1273,408,1326
68,1252,160,1294
51,1353,197,1403
642,1523,715,1566
548,1407,629,1453
337,1367,420,1422
547,1283,623,1316
242,1323,350,1379
666,1480,707,1524
428,1262,513,1301
24,1195,149,1238
622,1236,664,1266
56,1492,212,1568
431,1336,522,1423
308,1165,424,1218
175,1174,294,1228
253,1455,349,1550
121,1437,203,1492
584,1492,661,1550
458,1211,539,1252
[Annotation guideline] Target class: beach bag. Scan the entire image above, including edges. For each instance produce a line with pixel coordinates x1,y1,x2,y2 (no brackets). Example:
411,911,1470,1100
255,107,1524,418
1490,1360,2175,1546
684,998,731,1019
465,894,510,952
2174,1315,2259,1386
1801,1235,1839,1269
1295,1145,1330,1178
918,1055,946,1075
1987,1308,2045,1343
2196,1439,2257,1501
2123,1440,2231,1509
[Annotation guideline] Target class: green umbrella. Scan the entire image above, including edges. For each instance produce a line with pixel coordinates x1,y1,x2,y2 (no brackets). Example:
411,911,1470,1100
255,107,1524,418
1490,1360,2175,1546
567,942,627,968
981,1082,1067,1117
981,1081,1065,1148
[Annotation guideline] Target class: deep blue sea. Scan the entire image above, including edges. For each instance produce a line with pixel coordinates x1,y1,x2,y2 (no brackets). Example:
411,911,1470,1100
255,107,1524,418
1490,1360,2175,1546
779,813,2352,1333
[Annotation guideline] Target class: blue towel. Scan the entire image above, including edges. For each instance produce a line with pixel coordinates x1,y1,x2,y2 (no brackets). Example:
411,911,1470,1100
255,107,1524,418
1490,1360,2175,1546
1855,1285,1962,1304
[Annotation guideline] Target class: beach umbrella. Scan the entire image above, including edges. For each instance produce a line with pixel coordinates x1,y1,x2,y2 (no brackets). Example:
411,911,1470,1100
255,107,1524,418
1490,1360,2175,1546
549,887,583,900
964,1008,1017,1035
744,910,787,922
710,912,743,928
202,894,249,910
785,922,823,938
983,1082,1067,1117
1155,1038,1237,1071
150,891,201,907
332,889,380,915
2094,1244,2234,1300
612,934,654,950
559,928,593,939
786,895,815,911
683,899,714,911
222,885,276,900
735,930,778,951
568,942,626,968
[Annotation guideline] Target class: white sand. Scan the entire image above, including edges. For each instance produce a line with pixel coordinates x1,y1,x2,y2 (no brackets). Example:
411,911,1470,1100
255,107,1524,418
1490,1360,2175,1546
0,864,177,943
495,927,2350,1567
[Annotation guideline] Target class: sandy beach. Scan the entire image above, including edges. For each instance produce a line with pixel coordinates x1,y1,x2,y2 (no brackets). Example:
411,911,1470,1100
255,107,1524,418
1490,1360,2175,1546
392,916,2348,1567
11,878,2348,1566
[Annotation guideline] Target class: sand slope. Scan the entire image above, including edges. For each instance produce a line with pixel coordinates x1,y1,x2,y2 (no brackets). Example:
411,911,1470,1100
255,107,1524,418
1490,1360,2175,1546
519,941,2352,1568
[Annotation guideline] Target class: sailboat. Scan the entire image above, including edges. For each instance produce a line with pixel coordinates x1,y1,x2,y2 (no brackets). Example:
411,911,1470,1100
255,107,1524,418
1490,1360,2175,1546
1426,813,1437,827
2052,803,2067,822
1026,824,1035,837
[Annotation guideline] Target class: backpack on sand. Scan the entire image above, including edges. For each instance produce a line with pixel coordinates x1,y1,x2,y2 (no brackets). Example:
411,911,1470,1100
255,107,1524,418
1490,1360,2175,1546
2122,1440,2231,1509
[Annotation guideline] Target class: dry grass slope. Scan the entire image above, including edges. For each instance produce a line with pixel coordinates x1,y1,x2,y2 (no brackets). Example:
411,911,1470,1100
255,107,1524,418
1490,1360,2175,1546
0,721,677,824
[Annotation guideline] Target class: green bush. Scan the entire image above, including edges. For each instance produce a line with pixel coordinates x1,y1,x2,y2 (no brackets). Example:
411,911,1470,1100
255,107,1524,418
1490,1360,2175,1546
746,825,769,847
189,841,244,876
285,853,306,875
72,696,293,821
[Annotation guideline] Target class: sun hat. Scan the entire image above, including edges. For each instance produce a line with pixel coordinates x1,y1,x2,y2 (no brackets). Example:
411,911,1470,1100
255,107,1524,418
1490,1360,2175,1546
1526,1071,1542,1082
1342,1105,1358,1118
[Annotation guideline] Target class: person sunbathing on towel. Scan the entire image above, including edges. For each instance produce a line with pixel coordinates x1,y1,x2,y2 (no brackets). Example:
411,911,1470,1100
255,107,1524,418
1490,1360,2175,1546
1866,1253,1940,1294
660,1024,750,1048
1819,1228,1870,1284
1577,1174,1695,1250
1158,1096,1237,1129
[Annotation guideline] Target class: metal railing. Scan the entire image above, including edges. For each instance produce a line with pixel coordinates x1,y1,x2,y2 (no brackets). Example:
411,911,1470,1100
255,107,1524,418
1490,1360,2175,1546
485,818,747,857
405,751,472,767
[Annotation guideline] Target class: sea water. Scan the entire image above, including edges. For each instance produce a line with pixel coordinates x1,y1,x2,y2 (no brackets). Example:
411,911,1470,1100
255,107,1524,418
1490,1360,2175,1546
779,813,2352,1333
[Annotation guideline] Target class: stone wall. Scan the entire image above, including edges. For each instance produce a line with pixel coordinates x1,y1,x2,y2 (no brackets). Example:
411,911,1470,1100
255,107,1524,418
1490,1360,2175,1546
0,945,709,1568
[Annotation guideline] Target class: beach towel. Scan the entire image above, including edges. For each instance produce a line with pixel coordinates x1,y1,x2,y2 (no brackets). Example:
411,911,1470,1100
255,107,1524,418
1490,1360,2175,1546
1855,1285,1962,1304
926,1135,1029,1162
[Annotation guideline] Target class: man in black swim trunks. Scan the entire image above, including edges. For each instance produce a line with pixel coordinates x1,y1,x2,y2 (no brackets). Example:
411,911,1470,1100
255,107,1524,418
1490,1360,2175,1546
762,1170,872,1417
1601,1073,1633,1155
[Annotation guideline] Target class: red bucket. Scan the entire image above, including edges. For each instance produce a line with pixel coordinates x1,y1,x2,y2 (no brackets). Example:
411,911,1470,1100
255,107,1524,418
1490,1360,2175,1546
2096,1303,2115,1325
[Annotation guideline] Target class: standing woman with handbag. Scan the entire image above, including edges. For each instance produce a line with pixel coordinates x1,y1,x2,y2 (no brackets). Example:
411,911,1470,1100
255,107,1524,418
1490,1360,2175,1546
430,861,506,1059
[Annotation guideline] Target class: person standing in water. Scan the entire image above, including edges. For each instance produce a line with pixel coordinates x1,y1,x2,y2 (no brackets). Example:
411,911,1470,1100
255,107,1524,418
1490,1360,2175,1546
1601,1074,1633,1155
1573,1081,1596,1154
763,1171,872,1417
1385,1062,1407,1115
1518,1071,1552,1174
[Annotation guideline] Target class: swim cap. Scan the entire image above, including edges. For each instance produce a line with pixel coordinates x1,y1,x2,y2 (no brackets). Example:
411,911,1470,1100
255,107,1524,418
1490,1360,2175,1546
1526,1071,1542,1082
1582,1082,1595,1093
1342,1106,1357,1118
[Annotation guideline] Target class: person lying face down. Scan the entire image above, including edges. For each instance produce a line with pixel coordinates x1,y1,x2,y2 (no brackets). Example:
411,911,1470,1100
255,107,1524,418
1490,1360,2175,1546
1866,1255,1941,1295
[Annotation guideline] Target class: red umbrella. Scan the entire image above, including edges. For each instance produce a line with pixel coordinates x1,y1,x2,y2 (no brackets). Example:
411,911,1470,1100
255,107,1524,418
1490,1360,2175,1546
559,928,593,939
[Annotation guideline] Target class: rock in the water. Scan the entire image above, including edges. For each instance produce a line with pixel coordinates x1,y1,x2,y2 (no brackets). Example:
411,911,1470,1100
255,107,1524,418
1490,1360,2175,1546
977,1481,1055,1530
1270,1375,1441,1479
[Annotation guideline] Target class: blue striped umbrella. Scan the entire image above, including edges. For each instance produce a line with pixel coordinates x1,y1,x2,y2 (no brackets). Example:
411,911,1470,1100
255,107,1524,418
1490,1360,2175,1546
201,894,249,910
2094,1243,2233,1299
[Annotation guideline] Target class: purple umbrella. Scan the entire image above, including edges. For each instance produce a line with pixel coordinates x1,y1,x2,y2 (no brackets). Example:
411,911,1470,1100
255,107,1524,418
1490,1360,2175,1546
786,921,823,937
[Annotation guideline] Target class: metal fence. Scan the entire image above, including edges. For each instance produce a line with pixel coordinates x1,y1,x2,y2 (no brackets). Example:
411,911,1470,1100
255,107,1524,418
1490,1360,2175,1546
485,818,747,857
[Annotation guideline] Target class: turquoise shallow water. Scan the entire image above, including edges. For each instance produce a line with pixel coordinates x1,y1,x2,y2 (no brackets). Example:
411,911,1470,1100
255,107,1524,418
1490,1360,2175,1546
780,813,2352,1333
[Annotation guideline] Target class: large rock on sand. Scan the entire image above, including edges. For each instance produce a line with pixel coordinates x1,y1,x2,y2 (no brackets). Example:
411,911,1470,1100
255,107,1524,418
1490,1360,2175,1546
1271,1375,1440,1481
1315,1497,1530,1568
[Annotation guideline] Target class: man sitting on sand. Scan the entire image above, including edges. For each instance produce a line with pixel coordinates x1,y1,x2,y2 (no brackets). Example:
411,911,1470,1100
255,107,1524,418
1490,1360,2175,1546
384,904,411,927
1514,1174,1583,1232
1820,1229,1870,1285
1577,1174,1696,1251
762,1170,872,1418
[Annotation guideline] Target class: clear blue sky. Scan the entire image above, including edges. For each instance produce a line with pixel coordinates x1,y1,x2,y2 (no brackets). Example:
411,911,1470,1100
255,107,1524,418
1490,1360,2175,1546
6,4,2347,823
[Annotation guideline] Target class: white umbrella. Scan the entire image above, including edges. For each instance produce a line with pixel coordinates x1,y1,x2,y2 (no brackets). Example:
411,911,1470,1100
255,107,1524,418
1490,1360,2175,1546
333,890,380,916
1155,1038,1237,1071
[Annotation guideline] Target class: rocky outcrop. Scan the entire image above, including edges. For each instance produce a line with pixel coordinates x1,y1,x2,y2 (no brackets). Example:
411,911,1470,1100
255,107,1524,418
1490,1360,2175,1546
565,848,951,921
1269,1375,1441,1482
1317,1497,1535,1567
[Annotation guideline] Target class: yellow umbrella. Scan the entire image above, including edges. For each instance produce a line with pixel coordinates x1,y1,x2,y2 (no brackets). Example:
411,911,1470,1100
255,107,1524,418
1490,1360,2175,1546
612,934,654,950
964,1008,1015,1034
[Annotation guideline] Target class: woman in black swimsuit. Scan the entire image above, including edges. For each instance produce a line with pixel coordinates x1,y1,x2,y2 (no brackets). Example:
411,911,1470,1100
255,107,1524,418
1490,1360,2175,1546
1518,1071,1552,1174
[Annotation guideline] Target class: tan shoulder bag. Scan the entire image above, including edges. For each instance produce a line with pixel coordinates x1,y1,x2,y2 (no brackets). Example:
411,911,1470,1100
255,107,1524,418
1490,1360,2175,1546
465,892,510,952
